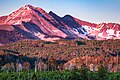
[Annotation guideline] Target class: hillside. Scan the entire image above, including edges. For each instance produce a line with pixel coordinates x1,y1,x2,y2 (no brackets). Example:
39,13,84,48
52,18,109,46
0,39,120,72
0,39,120,59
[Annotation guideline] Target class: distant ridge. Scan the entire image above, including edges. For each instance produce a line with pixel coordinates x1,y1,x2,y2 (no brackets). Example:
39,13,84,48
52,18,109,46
0,4,120,44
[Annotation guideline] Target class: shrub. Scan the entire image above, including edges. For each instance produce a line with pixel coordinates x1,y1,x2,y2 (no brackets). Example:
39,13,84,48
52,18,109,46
97,65,108,80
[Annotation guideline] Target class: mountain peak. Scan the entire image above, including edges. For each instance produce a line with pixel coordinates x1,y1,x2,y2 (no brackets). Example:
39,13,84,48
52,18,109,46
49,11,61,19
4,5,37,24
49,11,54,14
23,4,35,9
20,4,35,11
63,15,73,18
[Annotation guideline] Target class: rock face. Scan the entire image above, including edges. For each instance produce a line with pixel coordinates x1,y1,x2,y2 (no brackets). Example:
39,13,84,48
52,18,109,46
0,5,120,44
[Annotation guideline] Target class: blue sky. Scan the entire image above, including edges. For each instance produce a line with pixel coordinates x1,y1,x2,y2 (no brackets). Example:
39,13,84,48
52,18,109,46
0,0,120,23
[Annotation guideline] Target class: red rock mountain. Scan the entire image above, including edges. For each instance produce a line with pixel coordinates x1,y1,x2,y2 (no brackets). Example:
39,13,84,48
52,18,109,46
0,5,120,44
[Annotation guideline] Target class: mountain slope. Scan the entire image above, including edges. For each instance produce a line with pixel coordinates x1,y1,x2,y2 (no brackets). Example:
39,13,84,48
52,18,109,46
0,5,120,44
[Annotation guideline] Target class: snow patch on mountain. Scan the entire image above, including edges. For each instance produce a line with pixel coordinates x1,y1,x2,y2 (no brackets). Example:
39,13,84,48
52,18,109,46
72,27,88,36
107,29,115,36
34,32,45,39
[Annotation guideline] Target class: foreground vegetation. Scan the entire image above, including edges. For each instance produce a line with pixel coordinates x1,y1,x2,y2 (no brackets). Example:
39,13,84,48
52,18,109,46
0,67,120,80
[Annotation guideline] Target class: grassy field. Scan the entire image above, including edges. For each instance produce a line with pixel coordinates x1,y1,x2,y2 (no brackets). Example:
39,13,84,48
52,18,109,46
0,69,120,80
